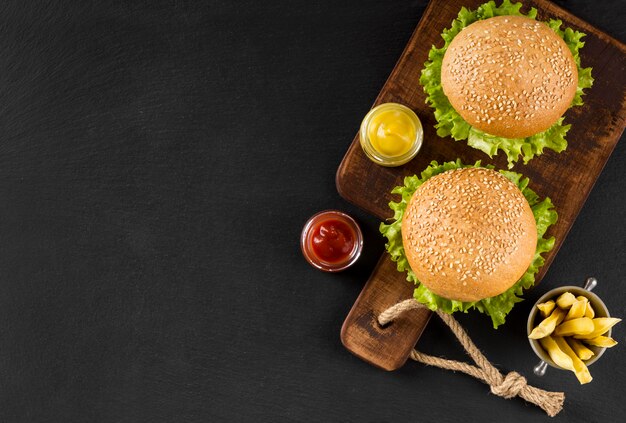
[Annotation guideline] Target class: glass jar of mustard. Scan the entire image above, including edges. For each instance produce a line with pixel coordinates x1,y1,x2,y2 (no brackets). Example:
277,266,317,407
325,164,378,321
359,102,423,167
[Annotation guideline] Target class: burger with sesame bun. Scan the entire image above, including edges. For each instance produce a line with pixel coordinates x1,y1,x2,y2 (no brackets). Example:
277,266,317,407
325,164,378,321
380,160,557,328
420,0,593,168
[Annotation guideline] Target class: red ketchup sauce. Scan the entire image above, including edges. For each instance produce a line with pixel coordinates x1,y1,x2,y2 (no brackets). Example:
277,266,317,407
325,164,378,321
301,211,363,272
310,219,355,263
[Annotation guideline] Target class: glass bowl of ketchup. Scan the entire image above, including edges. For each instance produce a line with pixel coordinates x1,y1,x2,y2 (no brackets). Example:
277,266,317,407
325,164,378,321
300,210,363,272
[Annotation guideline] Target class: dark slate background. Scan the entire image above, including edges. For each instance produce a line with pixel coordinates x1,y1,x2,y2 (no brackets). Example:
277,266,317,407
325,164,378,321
0,1,623,422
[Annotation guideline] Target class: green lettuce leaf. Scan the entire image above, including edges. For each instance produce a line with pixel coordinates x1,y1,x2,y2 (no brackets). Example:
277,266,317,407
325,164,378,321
419,0,593,168
379,160,558,328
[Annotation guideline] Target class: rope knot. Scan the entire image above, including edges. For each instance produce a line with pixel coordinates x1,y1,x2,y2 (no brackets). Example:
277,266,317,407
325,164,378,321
490,371,527,399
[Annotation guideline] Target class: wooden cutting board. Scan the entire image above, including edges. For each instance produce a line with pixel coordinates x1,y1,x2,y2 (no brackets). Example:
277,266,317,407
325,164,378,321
337,0,626,371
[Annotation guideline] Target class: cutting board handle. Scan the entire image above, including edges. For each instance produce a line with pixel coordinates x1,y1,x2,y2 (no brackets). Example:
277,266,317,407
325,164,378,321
341,254,432,371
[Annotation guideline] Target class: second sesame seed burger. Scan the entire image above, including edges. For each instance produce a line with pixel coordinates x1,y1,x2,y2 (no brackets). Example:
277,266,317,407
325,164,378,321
380,160,558,328
420,0,593,167
402,166,537,302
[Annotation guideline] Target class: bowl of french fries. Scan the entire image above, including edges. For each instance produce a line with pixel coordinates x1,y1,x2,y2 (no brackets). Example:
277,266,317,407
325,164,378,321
527,284,621,384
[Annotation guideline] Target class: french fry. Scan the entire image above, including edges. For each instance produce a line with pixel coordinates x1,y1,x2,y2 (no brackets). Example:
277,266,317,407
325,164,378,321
566,338,595,361
565,298,588,321
573,317,622,340
556,292,577,310
583,299,595,319
539,336,574,371
583,336,618,348
553,336,593,384
554,317,595,337
575,295,591,317
537,300,556,318
529,308,566,339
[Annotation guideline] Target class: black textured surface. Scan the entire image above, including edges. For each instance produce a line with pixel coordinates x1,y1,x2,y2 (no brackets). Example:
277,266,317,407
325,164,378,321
0,1,624,422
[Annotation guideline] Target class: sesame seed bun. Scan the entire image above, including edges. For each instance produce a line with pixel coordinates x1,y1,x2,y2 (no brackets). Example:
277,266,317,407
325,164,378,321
401,168,537,302
441,15,578,139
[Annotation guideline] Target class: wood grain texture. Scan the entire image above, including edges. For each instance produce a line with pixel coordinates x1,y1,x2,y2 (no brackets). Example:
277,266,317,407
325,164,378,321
338,0,626,371
340,255,432,371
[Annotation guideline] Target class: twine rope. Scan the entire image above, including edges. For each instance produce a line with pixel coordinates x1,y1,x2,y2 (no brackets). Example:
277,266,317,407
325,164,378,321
378,299,564,417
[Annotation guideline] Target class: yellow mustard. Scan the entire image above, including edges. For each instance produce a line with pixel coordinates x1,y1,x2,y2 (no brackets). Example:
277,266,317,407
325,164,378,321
367,109,417,156
360,103,423,167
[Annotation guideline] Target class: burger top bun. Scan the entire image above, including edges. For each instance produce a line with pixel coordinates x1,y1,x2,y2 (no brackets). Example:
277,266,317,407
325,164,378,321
401,167,537,302
441,15,578,139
